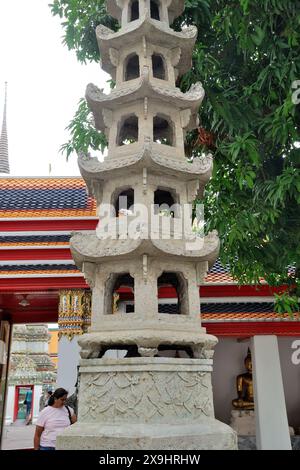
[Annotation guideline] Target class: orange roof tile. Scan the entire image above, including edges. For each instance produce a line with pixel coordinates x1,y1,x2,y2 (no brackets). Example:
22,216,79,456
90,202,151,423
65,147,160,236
0,177,87,190
202,312,300,322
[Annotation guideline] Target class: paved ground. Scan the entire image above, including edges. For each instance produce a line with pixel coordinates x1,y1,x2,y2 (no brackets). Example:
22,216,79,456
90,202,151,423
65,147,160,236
1,420,35,450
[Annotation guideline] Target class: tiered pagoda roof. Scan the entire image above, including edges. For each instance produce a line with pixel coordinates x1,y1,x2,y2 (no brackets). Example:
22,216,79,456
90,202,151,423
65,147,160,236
97,22,197,79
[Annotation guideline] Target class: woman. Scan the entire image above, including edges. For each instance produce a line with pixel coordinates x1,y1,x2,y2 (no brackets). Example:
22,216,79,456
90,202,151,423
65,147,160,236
34,387,77,450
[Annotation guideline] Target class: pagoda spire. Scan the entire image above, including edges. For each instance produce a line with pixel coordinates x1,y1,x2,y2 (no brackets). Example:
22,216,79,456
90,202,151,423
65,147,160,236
0,82,10,174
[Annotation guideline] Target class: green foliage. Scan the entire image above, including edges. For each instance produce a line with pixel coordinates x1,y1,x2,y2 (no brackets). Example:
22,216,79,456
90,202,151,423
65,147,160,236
60,98,107,159
50,0,300,314
49,0,118,63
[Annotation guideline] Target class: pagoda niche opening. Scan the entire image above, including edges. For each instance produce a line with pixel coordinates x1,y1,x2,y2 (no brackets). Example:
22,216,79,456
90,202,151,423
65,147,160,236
152,54,167,80
124,54,140,81
154,188,179,218
158,345,194,359
112,187,134,216
157,272,188,315
153,114,175,146
129,0,139,21
99,344,140,359
105,273,135,315
150,0,160,20
117,114,139,146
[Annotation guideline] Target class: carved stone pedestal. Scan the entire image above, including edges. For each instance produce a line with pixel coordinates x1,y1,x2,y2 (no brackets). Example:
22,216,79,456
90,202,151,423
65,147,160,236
57,357,237,450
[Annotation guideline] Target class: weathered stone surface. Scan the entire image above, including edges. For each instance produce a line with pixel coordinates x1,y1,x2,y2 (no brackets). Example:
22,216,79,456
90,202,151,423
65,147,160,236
57,357,237,449
230,410,256,436
57,421,237,450
78,358,214,423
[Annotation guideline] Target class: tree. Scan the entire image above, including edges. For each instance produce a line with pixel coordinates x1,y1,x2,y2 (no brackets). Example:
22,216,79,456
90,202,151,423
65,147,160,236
50,0,300,314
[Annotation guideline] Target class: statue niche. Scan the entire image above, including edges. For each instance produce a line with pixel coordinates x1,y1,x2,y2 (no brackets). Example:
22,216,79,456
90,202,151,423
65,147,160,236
232,348,254,410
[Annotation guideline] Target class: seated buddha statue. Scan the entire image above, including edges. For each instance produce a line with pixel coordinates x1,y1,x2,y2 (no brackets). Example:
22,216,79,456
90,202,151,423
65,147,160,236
232,348,254,410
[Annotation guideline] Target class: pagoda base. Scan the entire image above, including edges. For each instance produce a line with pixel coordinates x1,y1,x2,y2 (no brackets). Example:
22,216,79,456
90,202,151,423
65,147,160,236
56,357,237,450
57,421,237,450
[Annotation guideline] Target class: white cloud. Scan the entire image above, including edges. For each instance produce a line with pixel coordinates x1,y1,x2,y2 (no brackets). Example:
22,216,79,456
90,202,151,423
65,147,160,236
0,0,109,176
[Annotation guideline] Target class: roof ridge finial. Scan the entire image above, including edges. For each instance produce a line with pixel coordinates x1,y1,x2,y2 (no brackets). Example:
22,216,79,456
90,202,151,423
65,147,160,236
0,81,10,174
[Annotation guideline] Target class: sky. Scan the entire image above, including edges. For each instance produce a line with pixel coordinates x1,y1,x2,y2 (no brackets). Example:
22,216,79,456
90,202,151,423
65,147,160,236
0,0,110,176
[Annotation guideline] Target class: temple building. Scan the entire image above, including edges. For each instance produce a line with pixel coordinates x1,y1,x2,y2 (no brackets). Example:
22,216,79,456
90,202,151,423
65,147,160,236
4,324,56,425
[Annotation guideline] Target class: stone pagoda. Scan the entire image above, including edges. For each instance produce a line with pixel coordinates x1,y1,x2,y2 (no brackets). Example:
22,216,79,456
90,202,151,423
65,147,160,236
58,0,236,449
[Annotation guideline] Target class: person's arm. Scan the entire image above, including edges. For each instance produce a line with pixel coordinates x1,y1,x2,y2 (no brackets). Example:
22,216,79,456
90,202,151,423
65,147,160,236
34,425,44,450
71,413,77,424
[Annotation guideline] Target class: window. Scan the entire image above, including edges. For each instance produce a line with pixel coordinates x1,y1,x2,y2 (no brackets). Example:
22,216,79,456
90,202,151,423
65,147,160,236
124,54,140,81
130,0,139,21
153,115,174,146
150,0,160,20
157,272,188,315
152,54,166,80
154,189,176,217
106,273,134,315
117,115,138,146
113,188,134,216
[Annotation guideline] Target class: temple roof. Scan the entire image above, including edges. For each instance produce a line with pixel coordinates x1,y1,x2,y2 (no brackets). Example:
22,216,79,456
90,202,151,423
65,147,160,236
97,21,197,79
0,177,97,218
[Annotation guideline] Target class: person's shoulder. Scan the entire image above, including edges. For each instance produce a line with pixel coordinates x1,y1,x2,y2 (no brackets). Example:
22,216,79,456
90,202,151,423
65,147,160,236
65,405,75,416
39,405,53,415
39,405,48,414
36,405,51,424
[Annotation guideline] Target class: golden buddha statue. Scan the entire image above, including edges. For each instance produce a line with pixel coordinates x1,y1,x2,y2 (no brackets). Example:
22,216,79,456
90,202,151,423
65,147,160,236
112,292,120,314
232,348,254,410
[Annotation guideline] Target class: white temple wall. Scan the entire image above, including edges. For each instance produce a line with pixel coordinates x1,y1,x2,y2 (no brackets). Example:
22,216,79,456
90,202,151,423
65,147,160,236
32,385,42,423
212,336,300,431
278,337,300,431
4,386,14,425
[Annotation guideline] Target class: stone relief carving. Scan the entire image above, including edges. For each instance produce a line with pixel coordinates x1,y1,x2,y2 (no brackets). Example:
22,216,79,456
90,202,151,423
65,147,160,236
96,23,197,44
78,148,213,178
96,24,113,38
82,261,97,288
86,78,204,108
109,48,119,67
187,180,200,202
79,370,213,423
151,82,204,103
180,109,192,129
102,108,113,128
71,232,219,261
171,47,182,67
86,81,142,104
71,234,141,259
142,35,147,58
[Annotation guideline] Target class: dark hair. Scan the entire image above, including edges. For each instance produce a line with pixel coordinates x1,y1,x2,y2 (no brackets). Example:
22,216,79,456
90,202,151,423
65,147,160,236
48,388,68,406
